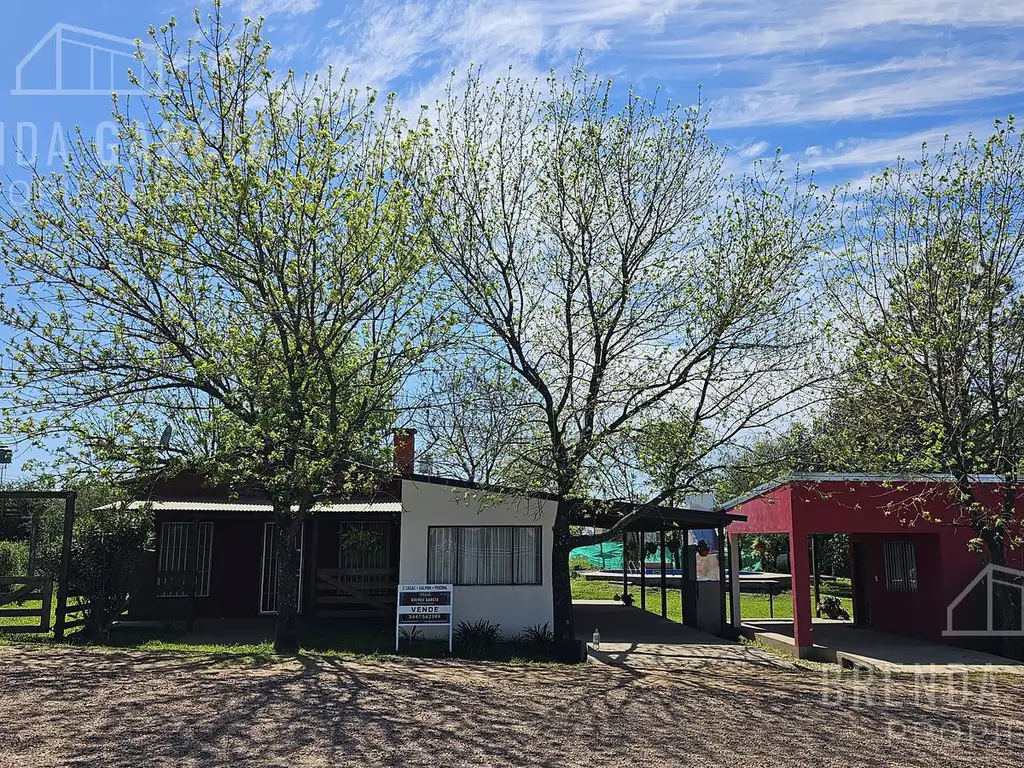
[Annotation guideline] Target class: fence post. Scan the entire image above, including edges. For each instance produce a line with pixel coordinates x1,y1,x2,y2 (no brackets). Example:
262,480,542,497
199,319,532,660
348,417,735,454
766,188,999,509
53,492,76,641
40,576,53,633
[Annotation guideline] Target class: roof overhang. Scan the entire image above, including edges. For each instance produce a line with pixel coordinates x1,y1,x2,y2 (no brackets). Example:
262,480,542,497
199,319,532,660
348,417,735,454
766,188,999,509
572,503,745,532
107,501,403,515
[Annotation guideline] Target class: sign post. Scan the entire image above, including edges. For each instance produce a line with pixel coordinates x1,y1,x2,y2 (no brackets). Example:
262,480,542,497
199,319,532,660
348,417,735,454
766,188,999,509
396,584,454,653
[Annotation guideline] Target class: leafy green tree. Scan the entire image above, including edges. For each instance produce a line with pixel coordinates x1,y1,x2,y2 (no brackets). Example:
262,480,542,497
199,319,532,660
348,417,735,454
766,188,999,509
0,6,442,651
829,119,1024,569
416,67,833,648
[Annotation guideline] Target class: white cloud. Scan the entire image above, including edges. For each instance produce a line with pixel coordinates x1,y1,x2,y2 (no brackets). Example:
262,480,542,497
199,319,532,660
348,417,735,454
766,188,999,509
737,140,769,158
251,0,1024,130
799,120,995,172
316,0,683,112
710,48,1024,127
648,0,1024,59
241,0,321,16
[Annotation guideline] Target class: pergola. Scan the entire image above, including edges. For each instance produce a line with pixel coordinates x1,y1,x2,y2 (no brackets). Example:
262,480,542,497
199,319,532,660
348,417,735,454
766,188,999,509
572,501,746,635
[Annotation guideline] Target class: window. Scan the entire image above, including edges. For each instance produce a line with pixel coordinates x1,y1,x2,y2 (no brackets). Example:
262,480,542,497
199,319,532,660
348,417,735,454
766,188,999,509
884,540,917,593
156,521,190,597
196,522,214,598
427,526,542,585
156,520,214,598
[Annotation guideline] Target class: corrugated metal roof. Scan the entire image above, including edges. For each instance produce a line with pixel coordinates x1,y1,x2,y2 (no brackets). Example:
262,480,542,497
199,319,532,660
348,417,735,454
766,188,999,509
116,501,402,514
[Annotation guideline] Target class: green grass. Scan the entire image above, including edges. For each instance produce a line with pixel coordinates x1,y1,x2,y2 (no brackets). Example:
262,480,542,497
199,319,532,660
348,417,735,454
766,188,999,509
571,575,854,623
1,614,563,665
0,597,56,641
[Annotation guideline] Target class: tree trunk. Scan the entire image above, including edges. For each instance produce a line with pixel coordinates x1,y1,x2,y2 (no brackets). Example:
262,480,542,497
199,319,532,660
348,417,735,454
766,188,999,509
274,514,303,654
550,500,575,655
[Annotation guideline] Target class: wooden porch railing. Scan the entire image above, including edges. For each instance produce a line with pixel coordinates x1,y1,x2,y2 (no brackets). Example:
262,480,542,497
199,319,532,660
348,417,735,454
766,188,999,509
314,568,397,618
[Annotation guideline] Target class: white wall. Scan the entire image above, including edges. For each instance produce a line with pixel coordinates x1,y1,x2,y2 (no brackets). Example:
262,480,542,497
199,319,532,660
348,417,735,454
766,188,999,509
399,479,557,636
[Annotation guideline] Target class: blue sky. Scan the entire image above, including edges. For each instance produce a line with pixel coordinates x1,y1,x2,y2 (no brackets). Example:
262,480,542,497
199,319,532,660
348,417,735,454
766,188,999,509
0,0,1022,473
1,0,1022,191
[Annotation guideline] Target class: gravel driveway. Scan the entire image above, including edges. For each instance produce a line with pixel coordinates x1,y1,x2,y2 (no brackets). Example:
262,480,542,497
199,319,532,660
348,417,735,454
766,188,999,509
0,645,1020,767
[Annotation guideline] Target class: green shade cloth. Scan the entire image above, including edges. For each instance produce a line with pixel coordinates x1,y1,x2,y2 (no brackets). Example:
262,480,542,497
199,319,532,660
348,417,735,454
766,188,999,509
569,542,623,571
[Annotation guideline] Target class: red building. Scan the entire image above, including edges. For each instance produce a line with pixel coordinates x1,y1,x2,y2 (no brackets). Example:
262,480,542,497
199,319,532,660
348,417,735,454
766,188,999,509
721,474,1024,658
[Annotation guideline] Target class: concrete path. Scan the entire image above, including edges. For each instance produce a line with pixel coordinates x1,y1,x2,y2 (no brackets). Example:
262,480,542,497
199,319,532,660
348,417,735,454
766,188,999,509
574,600,795,673
745,619,1024,674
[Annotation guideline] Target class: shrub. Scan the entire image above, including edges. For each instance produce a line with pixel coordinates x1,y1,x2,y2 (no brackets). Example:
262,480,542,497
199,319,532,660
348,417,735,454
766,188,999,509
520,622,553,654
0,540,29,593
569,555,595,576
453,619,502,657
68,496,152,638
399,626,424,644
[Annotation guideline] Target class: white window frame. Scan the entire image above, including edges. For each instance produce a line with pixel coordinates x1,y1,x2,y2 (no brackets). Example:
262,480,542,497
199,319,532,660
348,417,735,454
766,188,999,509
427,525,542,586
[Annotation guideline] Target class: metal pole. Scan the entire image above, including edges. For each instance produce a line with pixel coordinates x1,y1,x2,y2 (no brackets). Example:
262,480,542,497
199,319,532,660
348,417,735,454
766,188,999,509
729,532,742,629
639,534,647,611
717,526,727,636
660,530,667,619
768,584,774,619
53,492,76,642
621,530,628,600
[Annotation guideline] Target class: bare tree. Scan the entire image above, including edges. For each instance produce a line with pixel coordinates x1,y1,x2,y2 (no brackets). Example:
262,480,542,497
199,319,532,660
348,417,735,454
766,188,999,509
417,67,833,647
414,362,534,485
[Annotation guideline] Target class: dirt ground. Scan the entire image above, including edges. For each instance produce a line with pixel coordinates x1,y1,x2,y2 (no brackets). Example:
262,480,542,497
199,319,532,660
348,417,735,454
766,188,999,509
0,645,1021,767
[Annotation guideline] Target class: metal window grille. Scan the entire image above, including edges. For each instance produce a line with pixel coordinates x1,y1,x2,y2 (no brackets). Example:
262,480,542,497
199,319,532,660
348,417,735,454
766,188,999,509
260,522,278,614
884,540,917,593
196,522,214,598
156,521,190,597
427,526,542,586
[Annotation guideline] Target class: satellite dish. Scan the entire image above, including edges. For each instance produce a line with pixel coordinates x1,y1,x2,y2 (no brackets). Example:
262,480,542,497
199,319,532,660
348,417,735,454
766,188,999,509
159,425,172,450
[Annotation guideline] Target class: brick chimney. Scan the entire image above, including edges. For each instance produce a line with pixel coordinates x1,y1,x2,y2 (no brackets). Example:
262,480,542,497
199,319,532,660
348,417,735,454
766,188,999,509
394,429,416,475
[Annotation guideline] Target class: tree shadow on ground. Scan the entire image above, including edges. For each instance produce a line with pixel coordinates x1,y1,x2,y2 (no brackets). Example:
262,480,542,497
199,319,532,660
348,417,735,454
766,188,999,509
0,644,1021,767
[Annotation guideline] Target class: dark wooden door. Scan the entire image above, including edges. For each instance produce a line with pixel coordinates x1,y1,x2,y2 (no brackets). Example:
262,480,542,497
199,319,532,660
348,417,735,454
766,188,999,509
852,540,870,626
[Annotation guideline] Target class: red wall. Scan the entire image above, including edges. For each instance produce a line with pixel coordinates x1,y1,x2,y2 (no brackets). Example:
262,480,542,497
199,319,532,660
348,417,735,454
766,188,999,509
728,485,794,534
728,479,1024,646
850,533,944,642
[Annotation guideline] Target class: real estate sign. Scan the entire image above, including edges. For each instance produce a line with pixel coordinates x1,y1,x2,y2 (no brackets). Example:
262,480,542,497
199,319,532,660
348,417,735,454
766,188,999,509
396,584,454,652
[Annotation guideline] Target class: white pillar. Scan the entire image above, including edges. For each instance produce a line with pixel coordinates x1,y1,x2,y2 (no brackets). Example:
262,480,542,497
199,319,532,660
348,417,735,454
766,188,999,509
729,532,742,628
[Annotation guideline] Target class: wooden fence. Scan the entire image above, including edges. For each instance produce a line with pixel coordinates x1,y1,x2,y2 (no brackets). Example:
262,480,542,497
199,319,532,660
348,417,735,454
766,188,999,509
0,576,53,633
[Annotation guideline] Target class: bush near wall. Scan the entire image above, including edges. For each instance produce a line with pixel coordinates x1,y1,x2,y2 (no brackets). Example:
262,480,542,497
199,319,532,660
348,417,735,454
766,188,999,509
0,540,29,592
67,490,153,637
